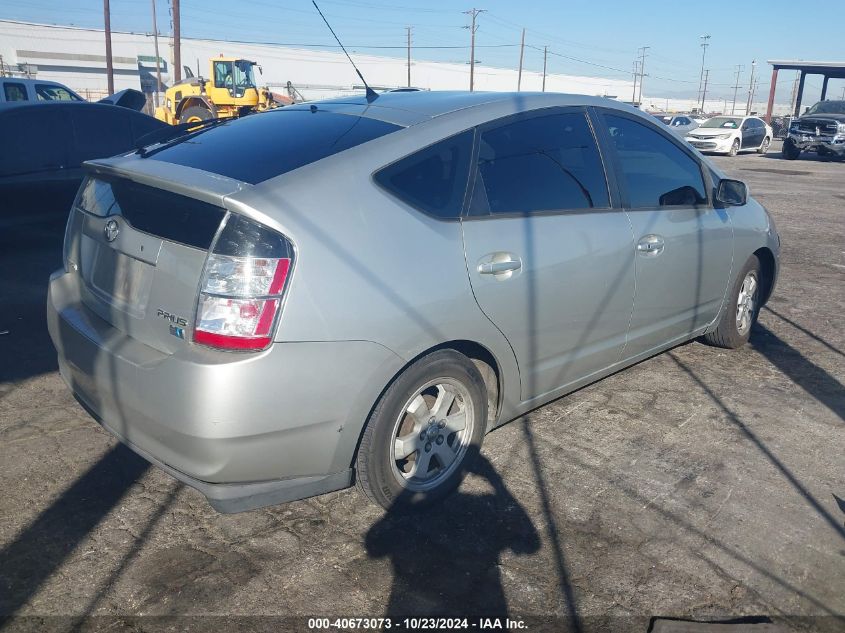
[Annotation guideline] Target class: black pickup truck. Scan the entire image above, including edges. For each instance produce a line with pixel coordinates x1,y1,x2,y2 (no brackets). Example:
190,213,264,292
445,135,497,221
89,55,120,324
783,100,845,160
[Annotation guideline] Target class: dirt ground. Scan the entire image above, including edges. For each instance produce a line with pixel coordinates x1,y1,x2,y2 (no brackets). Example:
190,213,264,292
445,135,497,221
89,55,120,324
1,141,843,632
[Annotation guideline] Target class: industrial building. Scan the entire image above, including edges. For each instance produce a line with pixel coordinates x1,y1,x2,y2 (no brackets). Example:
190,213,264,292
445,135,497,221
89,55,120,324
0,19,792,114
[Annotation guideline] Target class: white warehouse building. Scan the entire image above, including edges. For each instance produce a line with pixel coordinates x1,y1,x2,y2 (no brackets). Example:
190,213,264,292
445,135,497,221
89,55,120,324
0,20,789,114
0,19,633,102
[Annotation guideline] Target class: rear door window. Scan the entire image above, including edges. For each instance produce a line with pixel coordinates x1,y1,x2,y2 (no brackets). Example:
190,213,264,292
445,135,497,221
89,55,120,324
148,109,401,184
3,82,28,101
374,130,473,219
35,84,80,101
69,108,134,165
0,108,69,176
470,110,610,215
602,113,707,208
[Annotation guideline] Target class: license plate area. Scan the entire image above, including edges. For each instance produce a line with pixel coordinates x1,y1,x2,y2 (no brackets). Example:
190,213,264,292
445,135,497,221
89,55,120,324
83,238,154,319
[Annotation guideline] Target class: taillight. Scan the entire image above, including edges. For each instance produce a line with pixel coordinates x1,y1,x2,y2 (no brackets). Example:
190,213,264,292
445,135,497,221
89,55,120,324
194,214,293,351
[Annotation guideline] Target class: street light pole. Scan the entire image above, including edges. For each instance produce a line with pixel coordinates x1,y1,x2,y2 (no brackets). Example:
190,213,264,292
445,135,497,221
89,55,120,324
746,59,757,115
697,34,710,104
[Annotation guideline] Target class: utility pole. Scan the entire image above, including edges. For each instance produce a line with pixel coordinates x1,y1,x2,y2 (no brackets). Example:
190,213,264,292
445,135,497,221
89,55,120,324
697,34,710,105
631,59,639,104
517,27,525,91
173,0,181,82
636,46,649,105
151,0,163,107
746,59,756,115
463,8,485,91
406,26,412,87
730,64,743,115
542,45,547,92
103,0,114,94
789,72,800,115
700,68,709,111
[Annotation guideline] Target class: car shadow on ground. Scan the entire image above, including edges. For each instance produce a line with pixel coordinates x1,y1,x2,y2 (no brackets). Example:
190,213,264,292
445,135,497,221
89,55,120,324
0,444,150,616
0,220,66,389
750,323,844,425
365,450,541,619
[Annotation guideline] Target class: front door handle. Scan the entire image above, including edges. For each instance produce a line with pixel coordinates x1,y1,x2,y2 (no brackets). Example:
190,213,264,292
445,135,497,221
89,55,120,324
636,234,665,256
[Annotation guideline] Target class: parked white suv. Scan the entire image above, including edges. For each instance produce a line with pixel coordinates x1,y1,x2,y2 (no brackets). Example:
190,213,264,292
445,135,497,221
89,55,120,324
0,78,84,103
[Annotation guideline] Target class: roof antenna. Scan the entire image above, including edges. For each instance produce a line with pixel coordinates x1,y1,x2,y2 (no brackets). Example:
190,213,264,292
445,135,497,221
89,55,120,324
312,0,378,103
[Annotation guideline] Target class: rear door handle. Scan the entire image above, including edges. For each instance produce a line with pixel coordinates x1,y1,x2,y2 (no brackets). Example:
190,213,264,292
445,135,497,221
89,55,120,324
478,260,522,274
636,235,665,256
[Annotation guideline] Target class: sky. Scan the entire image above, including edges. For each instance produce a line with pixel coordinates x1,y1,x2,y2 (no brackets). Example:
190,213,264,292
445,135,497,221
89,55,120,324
1,0,843,103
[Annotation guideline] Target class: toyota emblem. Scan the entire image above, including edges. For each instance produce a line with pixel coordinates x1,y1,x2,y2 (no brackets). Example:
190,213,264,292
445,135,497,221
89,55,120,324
104,219,120,242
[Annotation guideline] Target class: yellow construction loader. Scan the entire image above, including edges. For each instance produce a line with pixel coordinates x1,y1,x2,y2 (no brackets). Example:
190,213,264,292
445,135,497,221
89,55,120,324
154,56,282,125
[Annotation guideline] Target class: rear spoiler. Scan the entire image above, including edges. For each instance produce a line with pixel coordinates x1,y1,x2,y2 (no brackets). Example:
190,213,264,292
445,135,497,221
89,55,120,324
98,89,147,112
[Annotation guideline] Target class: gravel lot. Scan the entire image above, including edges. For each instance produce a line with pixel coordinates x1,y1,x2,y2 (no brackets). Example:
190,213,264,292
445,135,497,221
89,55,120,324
1,141,843,632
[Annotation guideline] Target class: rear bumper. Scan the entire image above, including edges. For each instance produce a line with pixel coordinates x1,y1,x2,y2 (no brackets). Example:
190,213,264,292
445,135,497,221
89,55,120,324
47,269,404,511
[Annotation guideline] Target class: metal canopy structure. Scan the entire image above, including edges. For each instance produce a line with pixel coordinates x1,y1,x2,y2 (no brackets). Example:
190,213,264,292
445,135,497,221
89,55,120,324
765,60,845,121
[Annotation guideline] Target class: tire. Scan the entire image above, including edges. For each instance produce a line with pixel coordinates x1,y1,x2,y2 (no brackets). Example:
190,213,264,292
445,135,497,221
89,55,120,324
757,136,771,154
782,139,801,160
728,138,740,157
355,349,487,510
702,255,761,349
180,105,213,125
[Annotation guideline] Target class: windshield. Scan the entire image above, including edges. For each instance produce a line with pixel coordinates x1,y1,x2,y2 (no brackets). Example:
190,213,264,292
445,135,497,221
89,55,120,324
805,100,845,115
701,116,741,129
234,61,256,90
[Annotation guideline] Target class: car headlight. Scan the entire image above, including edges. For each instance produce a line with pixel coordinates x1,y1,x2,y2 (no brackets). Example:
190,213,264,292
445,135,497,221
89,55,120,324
714,133,732,140
838,123,845,134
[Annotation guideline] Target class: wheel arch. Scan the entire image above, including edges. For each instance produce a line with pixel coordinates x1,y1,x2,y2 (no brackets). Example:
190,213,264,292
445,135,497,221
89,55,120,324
753,246,777,305
175,96,217,120
347,339,505,471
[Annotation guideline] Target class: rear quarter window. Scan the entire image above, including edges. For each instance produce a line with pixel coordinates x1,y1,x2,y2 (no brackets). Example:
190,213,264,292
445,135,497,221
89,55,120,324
374,130,473,220
3,82,28,102
148,109,401,184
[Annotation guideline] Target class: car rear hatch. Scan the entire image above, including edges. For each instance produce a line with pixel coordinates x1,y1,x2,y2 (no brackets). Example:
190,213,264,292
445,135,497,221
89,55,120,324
64,158,244,355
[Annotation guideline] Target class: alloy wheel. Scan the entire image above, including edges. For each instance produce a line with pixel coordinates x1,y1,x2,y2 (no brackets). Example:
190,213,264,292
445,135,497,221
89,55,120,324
736,271,758,335
389,378,475,492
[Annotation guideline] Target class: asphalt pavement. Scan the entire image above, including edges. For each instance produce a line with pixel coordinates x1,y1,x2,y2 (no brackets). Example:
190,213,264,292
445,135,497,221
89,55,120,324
1,141,843,632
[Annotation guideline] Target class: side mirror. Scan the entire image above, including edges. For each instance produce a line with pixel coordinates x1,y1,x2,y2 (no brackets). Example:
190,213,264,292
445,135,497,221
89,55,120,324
716,179,748,206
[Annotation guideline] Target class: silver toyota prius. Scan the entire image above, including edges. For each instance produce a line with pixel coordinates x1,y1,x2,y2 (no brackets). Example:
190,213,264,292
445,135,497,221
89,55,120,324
48,92,780,512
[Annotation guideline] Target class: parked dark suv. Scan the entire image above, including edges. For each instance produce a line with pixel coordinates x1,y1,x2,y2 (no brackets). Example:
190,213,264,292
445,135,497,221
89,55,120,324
783,100,845,160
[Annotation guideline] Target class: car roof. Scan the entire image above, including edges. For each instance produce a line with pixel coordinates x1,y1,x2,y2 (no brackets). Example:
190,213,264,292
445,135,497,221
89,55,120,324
1,77,66,85
285,91,641,127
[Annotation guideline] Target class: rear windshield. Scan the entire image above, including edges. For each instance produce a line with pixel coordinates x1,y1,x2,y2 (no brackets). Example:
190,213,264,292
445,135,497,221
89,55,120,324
148,109,402,184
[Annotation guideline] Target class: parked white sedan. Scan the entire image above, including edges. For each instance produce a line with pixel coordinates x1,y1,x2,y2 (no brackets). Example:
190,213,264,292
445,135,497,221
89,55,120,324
685,116,773,156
